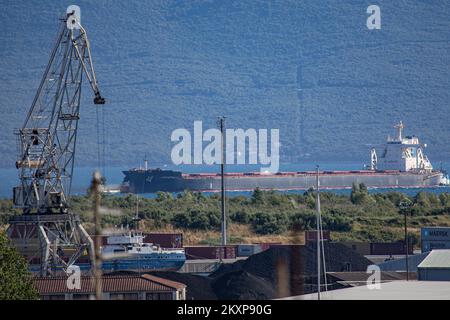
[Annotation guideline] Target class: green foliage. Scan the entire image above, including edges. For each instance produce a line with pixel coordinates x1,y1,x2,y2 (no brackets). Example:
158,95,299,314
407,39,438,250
251,211,288,235
415,191,431,209
172,212,191,229
1,187,450,245
155,192,173,202
322,211,353,232
0,199,21,224
230,210,253,224
251,188,264,204
171,210,221,230
289,211,317,231
0,232,39,300
350,183,374,205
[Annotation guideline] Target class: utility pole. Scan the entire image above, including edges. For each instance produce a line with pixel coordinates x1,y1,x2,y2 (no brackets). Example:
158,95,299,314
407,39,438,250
92,171,103,300
218,116,227,246
400,201,412,281
315,165,321,300
405,211,409,281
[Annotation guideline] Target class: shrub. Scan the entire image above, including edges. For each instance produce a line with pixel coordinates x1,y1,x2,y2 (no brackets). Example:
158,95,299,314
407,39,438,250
289,211,317,230
0,232,39,299
230,210,252,224
189,210,211,230
251,188,264,204
252,211,288,235
322,214,352,232
172,213,191,229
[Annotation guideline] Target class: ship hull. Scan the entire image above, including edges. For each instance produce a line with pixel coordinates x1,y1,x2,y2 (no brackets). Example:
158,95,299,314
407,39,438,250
100,257,185,272
28,258,185,274
123,170,445,193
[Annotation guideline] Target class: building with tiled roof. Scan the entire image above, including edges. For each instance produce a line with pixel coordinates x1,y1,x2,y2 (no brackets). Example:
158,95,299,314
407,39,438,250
33,274,186,300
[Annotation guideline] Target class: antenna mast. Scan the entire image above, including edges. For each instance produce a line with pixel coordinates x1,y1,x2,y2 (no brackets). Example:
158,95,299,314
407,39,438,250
218,116,227,246
316,165,321,300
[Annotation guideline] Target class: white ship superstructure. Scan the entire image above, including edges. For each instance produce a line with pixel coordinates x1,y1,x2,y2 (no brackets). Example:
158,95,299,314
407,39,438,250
121,122,448,193
371,121,433,172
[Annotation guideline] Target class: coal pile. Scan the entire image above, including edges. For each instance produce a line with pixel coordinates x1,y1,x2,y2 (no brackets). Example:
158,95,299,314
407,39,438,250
143,243,371,300
148,271,217,300
210,243,371,299
211,269,276,300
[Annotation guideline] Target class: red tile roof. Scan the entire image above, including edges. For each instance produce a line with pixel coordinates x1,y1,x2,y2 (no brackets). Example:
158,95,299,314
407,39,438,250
34,274,186,294
142,274,186,290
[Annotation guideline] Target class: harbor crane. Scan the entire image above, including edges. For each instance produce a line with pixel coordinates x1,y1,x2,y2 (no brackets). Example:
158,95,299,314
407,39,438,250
7,9,105,276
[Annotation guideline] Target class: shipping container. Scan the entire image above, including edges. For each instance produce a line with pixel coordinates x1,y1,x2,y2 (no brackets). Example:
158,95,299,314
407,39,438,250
421,240,450,253
143,233,183,248
370,242,413,255
184,246,237,260
340,242,371,256
305,230,331,242
237,244,263,257
421,227,450,242
256,243,282,251
225,246,236,259
268,244,304,250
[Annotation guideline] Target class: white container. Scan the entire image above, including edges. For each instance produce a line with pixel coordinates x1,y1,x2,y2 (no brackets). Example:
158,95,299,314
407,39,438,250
421,240,450,253
237,244,262,257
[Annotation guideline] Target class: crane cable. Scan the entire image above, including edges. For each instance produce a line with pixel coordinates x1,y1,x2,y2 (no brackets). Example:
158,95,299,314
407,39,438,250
95,105,101,171
95,104,106,179
102,103,106,179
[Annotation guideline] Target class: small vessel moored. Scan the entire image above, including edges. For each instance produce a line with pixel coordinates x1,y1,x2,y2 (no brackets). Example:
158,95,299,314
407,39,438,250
100,231,186,272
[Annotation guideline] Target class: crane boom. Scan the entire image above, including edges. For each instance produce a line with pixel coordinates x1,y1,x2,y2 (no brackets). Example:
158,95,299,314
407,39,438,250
14,11,104,214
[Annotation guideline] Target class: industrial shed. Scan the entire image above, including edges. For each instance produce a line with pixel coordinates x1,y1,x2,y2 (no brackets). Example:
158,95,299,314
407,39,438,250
417,249,450,281
376,252,429,272
282,281,450,300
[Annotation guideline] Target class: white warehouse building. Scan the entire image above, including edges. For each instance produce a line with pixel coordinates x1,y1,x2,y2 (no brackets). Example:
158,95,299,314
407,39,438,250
417,249,450,281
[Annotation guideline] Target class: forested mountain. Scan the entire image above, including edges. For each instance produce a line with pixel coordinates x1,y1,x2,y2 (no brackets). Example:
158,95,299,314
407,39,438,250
1,1,449,168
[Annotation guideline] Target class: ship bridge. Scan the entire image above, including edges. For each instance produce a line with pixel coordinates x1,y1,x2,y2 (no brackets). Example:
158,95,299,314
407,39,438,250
371,122,433,172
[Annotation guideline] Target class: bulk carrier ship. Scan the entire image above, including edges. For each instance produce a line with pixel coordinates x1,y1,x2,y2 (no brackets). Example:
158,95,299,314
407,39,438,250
120,122,449,193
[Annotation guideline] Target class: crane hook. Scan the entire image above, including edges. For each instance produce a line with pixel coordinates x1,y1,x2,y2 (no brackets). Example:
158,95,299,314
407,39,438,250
94,91,105,104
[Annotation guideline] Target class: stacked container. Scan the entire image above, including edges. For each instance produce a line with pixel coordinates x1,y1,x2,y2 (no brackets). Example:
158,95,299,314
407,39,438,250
421,227,450,253
370,242,412,255
236,244,263,257
304,230,331,243
143,233,183,248
184,246,237,260
340,241,371,256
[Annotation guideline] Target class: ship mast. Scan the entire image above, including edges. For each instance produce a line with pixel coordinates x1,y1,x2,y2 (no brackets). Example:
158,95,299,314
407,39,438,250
394,121,404,141
315,165,328,299
316,166,321,300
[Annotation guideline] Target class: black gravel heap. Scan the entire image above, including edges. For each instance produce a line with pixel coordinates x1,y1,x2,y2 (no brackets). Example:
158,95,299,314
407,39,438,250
149,243,371,300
